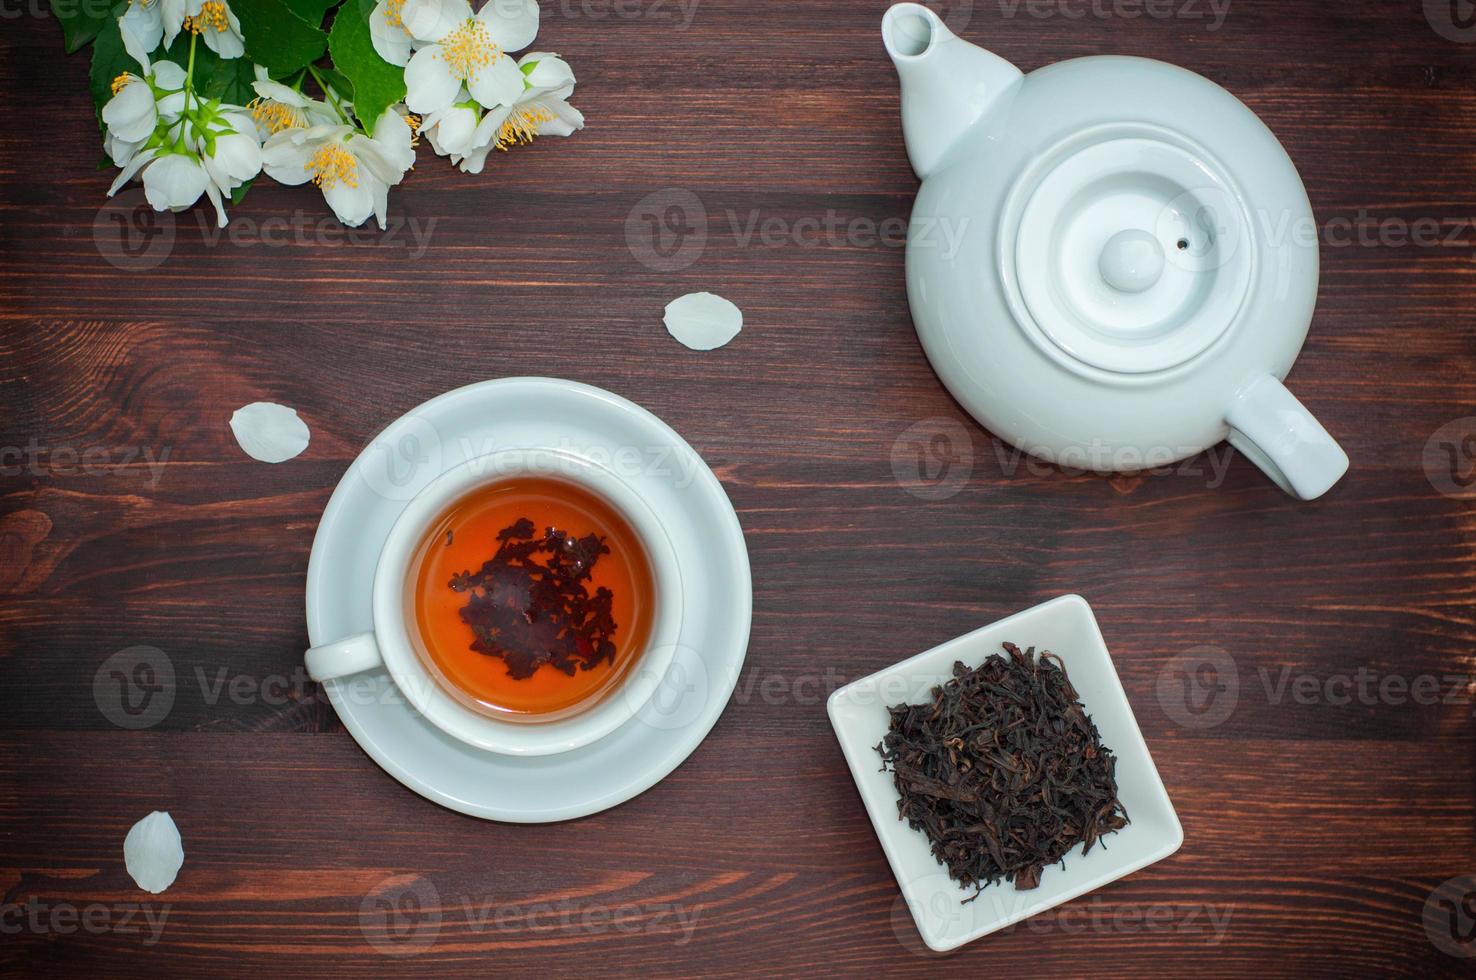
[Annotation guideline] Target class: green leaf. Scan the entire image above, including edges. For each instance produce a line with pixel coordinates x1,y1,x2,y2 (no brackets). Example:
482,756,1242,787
88,15,136,115
232,0,329,75
315,64,354,102
158,34,258,105
329,1,404,130
231,178,255,206
51,0,125,54
279,0,343,26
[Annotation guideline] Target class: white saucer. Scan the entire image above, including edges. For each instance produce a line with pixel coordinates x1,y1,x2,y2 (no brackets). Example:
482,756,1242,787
305,378,752,822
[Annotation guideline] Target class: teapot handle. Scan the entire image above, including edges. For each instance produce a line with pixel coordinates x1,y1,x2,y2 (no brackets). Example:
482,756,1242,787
1225,374,1348,500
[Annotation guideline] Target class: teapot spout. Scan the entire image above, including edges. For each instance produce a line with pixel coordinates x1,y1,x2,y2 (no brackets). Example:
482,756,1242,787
883,3,1023,179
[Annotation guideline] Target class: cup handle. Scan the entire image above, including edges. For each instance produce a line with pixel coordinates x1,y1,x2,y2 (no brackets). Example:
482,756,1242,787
1225,373,1348,500
305,632,385,682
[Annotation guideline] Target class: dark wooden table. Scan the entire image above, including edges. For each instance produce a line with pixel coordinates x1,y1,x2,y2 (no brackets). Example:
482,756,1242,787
3,0,1475,975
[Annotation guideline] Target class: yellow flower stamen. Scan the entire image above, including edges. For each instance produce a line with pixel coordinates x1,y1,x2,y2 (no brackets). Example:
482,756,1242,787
250,98,305,135
403,112,422,148
495,106,554,151
383,0,407,30
184,0,231,34
438,20,501,82
111,72,135,96
306,142,359,190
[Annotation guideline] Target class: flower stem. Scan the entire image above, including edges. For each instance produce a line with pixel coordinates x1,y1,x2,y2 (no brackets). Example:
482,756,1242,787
308,64,357,131
181,31,198,153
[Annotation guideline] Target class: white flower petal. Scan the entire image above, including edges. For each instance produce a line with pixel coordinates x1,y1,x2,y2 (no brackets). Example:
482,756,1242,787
536,96,583,137
160,0,185,47
204,131,262,190
366,110,417,176
663,292,743,351
102,80,156,144
124,811,184,895
322,177,376,228
105,133,145,168
261,126,342,185
370,2,413,66
370,178,391,231
466,53,523,109
455,104,507,173
477,0,538,53
404,45,460,114
142,154,209,211
201,16,245,59
119,3,164,71
402,0,469,41
153,60,186,89
425,103,477,156
108,147,158,195
230,402,311,462
204,181,228,228
518,52,574,95
252,78,311,109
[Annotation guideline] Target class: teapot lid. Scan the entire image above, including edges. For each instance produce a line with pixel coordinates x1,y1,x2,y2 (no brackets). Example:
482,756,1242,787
1003,124,1254,375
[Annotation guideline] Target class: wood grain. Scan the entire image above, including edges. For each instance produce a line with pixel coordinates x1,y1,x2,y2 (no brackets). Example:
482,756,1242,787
2,0,1475,975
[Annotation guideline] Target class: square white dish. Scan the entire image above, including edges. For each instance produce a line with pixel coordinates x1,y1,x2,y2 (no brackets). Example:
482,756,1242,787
827,594,1183,951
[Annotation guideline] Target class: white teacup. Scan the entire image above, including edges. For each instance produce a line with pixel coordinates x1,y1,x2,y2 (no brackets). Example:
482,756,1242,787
305,447,684,756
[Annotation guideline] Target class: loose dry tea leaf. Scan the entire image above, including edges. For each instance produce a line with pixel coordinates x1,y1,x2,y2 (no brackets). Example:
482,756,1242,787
449,517,617,680
877,642,1127,898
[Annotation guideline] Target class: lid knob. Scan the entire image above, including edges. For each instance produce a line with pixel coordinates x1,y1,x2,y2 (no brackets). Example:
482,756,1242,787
1098,230,1164,294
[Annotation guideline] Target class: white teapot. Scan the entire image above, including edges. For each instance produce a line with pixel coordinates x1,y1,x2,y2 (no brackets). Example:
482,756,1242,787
883,3,1348,499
